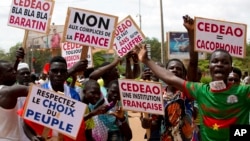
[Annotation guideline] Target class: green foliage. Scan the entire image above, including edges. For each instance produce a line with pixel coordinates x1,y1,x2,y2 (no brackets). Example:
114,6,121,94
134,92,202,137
117,64,126,76
233,43,250,73
144,37,161,62
2,42,22,62
93,50,106,68
198,59,209,74
200,76,212,84
0,50,8,60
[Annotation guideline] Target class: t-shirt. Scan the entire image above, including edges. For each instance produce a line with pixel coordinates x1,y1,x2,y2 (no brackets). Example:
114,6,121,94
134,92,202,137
161,88,194,141
98,99,128,132
0,106,20,141
0,85,20,141
184,81,250,141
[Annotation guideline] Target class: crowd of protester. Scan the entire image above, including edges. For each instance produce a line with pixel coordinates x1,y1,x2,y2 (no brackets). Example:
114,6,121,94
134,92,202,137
1,15,250,141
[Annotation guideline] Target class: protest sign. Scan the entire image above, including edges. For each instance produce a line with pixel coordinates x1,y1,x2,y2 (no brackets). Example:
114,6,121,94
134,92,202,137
8,0,54,34
63,7,118,49
168,31,206,59
194,17,247,58
118,79,164,115
61,42,85,69
87,47,94,68
23,85,87,139
113,15,145,57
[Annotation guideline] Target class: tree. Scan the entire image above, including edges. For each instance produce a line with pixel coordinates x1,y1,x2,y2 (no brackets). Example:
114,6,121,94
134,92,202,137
0,49,9,60
6,42,22,62
93,50,106,68
144,37,161,62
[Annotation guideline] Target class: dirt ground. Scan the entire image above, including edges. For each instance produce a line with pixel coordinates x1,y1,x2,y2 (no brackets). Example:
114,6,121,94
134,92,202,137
127,111,148,141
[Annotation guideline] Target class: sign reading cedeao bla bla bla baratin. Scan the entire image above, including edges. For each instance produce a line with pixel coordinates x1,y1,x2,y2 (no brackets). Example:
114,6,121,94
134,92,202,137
8,0,54,33
63,7,118,49
23,85,87,140
113,15,145,57
118,79,164,115
194,17,247,58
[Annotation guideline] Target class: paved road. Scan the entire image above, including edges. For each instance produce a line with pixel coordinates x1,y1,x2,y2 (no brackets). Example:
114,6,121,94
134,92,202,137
128,111,147,141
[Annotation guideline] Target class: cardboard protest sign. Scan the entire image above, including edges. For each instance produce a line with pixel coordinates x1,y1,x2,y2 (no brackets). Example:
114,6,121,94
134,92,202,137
113,15,145,57
194,17,247,58
168,31,206,59
8,0,54,34
61,42,85,69
87,47,94,68
118,79,164,115
23,85,87,139
63,7,118,49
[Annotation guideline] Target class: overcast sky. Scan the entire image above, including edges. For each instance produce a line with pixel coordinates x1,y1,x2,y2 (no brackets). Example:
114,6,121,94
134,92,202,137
1,0,249,52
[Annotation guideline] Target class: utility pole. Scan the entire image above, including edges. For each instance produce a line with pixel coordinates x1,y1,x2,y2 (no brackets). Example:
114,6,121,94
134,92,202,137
160,0,165,65
137,0,142,29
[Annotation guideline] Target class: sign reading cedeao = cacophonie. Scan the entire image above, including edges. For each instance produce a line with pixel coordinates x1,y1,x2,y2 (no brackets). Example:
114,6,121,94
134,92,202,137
22,85,87,140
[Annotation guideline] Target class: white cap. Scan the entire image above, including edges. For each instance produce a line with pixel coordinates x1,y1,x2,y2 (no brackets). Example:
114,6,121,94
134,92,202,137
17,62,30,71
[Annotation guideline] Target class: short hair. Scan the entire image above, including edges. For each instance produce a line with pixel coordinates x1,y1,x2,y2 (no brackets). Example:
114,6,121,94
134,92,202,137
49,56,67,66
107,80,119,88
165,58,187,78
232,67,242,79
83,79,100,90
210,49,232,65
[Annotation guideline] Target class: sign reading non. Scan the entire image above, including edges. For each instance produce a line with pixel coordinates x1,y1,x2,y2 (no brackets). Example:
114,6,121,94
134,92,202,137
8,0,54,33
63,7,118,49
113,15,145,57
118,79,164,115
23,85,87,139
194,17,247,58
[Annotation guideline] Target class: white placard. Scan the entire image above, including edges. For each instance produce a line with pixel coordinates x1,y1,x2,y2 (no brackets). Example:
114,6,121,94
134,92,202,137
23,85,87,139
113,15,145,57
8,0,54,33
119,79,164,115
63,7,118,49
195,17,247,58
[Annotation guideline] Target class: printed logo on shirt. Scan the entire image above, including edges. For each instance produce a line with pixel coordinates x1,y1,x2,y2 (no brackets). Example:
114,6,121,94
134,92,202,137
209,80,226,90
227,95,238,104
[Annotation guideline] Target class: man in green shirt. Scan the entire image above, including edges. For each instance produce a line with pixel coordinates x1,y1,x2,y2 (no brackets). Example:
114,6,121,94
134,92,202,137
134,15,250,141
